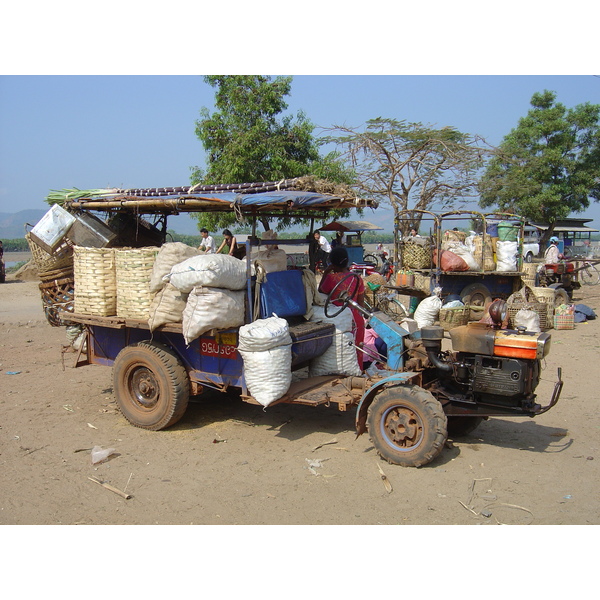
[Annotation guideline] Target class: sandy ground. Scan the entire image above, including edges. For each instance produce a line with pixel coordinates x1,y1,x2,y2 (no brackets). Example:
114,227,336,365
1,268,599,531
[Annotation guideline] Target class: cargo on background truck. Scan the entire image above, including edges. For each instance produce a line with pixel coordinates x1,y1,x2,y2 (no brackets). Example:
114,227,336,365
31,181,563,467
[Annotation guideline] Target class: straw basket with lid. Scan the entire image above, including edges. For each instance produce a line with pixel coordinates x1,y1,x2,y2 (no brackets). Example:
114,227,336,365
73,247,117,316
116,247,160,319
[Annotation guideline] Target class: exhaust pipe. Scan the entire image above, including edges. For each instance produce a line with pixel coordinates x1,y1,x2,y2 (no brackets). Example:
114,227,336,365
420,326,453,374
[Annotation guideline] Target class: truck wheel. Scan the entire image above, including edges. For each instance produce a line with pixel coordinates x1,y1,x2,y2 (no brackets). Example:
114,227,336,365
367,384,448,467
113,341,190,430
447,416,483,437
525,252,534,263
460,282,492,321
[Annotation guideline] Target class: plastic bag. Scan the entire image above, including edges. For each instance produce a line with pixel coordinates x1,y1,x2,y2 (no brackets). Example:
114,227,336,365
91,446,116,465
514,308,540,332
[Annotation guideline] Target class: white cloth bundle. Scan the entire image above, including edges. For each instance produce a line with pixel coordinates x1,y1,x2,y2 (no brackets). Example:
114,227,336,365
414,295,443,328
442,240,480,270
496,240,518,272
238,316,292,407
182,287,245,344
165,254,247,293
149,242,200,293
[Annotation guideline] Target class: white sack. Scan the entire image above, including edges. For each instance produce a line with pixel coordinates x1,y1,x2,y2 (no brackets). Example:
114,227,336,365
496,240,518,272
238,316,291,352
147,283,188,331
309,331,361,377
165,254,247,293
182,287,245,344
149,242,200,293
514,308,541,332
239,346,292,407
414,295,443,328
310,304,354,333
253,248,288,273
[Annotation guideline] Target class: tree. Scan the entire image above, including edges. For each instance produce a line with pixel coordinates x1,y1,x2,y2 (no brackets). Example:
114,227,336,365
323,118,488,237
191,75,353,233
479,90,600,250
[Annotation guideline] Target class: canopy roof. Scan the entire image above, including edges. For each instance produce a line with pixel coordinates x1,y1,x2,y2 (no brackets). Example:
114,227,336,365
319,220,383,232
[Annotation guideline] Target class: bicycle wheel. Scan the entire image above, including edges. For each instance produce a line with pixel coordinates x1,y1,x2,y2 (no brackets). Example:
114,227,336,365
363,253,382,268
377,294,407,320
580,264,600,286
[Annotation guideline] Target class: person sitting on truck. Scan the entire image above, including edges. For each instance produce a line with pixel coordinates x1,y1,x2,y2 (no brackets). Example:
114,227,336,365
318,246,366,370
544,236,563,264
198,228,216,254
216,229,238,256
331,230,345,249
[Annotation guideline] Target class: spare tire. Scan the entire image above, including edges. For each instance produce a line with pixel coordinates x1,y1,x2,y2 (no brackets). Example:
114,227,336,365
460,282,493,321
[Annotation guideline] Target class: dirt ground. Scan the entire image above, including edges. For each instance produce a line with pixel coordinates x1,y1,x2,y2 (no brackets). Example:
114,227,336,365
1,268,599,532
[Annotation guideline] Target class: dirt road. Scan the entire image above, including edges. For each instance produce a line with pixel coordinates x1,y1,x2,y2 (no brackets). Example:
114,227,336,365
1,274,599,527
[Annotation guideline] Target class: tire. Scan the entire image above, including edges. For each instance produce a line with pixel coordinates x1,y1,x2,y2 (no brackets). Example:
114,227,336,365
525,252,534,263
377,295,407,320
363,253,381,268
367,384,448,467
113,341,190,430
447,416,483,437
460,282,492,321
580,264,600,286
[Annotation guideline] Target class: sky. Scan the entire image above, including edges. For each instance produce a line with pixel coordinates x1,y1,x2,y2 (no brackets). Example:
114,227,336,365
1,74,599,234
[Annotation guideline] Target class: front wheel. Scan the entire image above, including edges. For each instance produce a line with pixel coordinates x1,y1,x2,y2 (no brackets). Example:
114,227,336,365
580,264,600,286
363,253,382,269
460,282,492,321
367,385,447,467
113,341,190,430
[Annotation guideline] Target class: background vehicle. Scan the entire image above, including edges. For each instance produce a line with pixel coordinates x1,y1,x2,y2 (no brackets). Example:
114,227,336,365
41,184,563,467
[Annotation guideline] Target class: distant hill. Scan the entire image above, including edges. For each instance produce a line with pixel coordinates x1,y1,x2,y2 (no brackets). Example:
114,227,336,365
0,209,47,239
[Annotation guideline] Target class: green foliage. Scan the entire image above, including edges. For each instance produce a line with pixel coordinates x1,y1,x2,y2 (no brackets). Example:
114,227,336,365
479,90,600,246
324,118,489,237
1,238,29,251
190,76,355,232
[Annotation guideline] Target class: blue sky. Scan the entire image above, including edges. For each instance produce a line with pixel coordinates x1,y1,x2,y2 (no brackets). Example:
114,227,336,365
1,75,599,234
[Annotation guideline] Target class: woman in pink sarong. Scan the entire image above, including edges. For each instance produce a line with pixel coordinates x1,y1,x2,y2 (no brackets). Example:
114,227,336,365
318,246,366,370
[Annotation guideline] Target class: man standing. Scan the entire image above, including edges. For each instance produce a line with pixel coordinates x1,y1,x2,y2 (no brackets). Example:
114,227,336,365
198,228,216,254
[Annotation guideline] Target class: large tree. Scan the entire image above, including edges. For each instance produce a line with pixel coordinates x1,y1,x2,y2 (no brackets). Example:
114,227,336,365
323,118,488,237
191,75,353,232
479,90,600,250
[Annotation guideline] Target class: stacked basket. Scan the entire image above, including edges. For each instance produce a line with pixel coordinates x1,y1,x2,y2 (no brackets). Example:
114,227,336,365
520,262,538,288
531,287,556,326
438,306,471,331
506,285,549,331
116,247,159,319
73,247,117,316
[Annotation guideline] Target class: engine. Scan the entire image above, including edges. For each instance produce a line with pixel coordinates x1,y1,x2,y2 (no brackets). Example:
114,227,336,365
420,324,551,410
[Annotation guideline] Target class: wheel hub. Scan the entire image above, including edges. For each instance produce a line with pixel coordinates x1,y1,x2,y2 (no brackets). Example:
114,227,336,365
130,367,159,409
382,406,423,449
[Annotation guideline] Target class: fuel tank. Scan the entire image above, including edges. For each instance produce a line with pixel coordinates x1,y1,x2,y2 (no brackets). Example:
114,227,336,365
449,323,551,360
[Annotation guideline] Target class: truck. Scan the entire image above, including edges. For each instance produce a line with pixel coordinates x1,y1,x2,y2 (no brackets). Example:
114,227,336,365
43,183,563,467
390,209,569,317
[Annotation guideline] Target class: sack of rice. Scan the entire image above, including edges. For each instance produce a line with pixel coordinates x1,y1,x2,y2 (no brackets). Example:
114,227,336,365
149,242,200,293
165,253,247,293
147,283,188,331
182,287,245,344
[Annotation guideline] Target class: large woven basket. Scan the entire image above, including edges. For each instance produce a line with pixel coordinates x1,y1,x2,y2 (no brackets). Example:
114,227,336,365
439,306,471,331
26,232,73,272
402,241,432,269
531,287,556,323
38,277,75,326
507,285,549,331
473,235,496,271
116,247,159,319
413,272,431,294
73,247,117,316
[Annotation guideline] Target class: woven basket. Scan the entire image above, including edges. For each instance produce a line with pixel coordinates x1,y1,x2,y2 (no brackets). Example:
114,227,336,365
26,232,73,272
414,272,431,294
116,247,159,319
439,306,471,331
473,235,496,270
554,314,574,330
73,247,117,316
507,285,549,331
38,277,75,327
522,263,538,279
531,287,556,323
402,242,432,269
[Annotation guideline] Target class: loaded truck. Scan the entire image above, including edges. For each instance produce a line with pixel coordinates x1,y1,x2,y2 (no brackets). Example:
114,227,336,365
34,182,563,467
